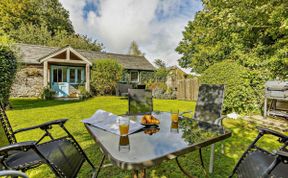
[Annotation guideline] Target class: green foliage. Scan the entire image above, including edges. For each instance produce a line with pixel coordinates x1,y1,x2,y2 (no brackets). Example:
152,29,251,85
48,30,103,51
40,87,55,100
140,71,154,84
8,23,103,51
0,45,17,106
91,59,123,95
201,60,266,114
9,23,52,46
154,59,166,68
78,85,91,100
153,59,169,82
0,0,73,34
128,41,144,56
176,0,288,79
0,1,103,51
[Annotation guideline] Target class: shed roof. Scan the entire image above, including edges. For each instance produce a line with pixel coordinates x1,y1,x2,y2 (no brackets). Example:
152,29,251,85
15,43,155,71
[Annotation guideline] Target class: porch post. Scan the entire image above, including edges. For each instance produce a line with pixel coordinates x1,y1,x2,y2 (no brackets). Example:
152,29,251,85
85,63,90,92
43,61,48,87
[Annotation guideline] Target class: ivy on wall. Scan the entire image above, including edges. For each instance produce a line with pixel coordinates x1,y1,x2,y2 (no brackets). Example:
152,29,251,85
0,45,17,106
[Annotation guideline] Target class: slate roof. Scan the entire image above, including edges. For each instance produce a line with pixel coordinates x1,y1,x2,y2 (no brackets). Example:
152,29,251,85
15,43,155,71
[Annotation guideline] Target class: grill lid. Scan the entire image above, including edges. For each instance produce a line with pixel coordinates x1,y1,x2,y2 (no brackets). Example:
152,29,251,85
265,81,288,91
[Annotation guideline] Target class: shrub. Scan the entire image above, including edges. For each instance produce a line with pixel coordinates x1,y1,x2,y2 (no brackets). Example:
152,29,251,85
201,60,264,114
41,87,55,100
0,45,17,106
78,85,91,100
140,71,154,84
91,59,123,95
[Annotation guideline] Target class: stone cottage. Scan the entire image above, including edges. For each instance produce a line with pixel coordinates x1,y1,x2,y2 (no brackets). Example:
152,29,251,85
11,43,155,98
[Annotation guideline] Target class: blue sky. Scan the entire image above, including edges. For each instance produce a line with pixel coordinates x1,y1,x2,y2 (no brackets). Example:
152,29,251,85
60,0,202,71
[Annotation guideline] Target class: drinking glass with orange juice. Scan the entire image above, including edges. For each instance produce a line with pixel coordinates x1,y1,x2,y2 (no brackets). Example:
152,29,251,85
171,109,179,123
119,117,130,136
170,121,179,133
119,136,130,152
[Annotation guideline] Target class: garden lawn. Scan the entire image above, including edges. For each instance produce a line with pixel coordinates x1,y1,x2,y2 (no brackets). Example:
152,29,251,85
6,97,284,178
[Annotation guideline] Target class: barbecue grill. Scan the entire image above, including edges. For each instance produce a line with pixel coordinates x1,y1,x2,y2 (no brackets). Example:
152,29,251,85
264,81,288,119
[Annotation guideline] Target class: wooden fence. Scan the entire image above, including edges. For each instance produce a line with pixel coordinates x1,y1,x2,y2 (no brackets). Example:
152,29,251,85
177,78,199,100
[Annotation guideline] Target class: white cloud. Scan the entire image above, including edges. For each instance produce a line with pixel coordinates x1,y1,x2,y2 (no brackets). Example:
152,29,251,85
59,0,202,71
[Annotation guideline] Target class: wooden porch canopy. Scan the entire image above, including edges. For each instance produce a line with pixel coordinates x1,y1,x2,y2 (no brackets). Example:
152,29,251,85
39,46,92,91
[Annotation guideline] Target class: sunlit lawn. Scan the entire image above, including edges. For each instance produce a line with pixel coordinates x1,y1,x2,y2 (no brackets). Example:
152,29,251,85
6,97,284,178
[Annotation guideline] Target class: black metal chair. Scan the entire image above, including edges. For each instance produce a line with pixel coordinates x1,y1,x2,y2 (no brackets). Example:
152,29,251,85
187,84,225,173
128,89,153,114
116,83,133,96
0,103,95,178
230,127,288,178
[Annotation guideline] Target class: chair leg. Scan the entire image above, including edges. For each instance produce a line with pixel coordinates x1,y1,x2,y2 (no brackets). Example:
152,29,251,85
199,148,205,168
209,144,215,174
94,155,106,178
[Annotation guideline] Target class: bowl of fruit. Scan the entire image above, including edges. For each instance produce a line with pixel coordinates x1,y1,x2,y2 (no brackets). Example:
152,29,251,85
141,114,160,126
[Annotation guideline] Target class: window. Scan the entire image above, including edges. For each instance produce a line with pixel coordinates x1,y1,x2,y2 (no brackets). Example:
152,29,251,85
70,69,75,83
62,68,67,82
51,66,85,84
130,71,139,82
58,68,62,82
77,68,82,83
53,69,57,82
53,68,64,82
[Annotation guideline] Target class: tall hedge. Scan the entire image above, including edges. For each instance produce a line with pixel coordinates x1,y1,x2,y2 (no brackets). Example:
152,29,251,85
0,45,17,106
91,59,123,95
201,60,264,114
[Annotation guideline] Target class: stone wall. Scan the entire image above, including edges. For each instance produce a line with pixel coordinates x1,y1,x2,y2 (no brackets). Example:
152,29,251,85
11,65,44,97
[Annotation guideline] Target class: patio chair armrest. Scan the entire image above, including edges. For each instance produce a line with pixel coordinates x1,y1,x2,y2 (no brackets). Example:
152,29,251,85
0,170,28,178
258,127,288,142
13,119,68,134
0,141,36,153
179,110,193,116
276,150,288,159
214,115,226,126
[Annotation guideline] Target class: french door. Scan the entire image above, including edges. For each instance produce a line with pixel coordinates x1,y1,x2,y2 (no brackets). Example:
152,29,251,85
51,65,85,97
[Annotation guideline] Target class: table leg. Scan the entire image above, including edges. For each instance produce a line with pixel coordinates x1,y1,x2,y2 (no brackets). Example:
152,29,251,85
176,157,197,178
132,169,146,178
132,170,139,178
140,169,146,178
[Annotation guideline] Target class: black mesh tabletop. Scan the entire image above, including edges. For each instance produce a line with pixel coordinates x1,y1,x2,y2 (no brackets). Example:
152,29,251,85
85,112,231,170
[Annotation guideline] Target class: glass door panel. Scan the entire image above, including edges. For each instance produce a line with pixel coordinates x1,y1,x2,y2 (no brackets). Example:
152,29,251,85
70,69,75,83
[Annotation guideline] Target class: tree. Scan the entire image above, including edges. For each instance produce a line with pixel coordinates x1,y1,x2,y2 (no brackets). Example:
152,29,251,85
0,0,74,35
91,59,123,95
0,0,103,51
48,30,103,51
176,0,288,79
7,21,103,52
128,41,144,56
176,0,288,113
201,60,266,114
153,59,168,82
154,59,166,68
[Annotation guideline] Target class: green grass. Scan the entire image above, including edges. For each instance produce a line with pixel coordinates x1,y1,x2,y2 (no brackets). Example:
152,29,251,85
5,97,285,178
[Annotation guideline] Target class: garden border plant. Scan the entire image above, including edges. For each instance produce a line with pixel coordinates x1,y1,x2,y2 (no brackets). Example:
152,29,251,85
0,45,17,107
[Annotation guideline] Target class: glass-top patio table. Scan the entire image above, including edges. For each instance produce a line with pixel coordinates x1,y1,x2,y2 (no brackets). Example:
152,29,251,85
85,112,231,178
